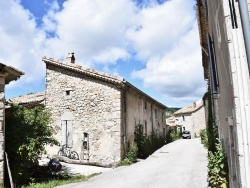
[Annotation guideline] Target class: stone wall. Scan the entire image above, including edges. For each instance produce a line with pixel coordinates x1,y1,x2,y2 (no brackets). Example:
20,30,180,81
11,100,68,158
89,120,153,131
45,64,122,166
175,106,206,138
191,107,206,137
125,88,166,142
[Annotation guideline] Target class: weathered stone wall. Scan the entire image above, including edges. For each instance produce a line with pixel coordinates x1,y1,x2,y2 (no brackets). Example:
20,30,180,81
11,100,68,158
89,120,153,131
175,114,192,134
125,89,166,142
191,107,206,137
175,106,206,138
45,64,122,166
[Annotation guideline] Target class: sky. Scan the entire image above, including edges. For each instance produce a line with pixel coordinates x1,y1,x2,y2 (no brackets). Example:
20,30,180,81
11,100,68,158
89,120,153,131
0,0,207,108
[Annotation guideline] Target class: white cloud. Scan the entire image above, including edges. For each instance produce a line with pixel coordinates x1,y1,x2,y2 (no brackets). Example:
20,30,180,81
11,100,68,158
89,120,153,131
0,0,47,90
131,0,206,105
44,0,135,67
0,0,206,106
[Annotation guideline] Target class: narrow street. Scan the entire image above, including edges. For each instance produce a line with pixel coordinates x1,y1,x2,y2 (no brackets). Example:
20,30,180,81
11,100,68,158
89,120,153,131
56,138,208,188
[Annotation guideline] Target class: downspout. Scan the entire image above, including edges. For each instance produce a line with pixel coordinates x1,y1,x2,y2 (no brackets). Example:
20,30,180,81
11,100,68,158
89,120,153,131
237,0,250,74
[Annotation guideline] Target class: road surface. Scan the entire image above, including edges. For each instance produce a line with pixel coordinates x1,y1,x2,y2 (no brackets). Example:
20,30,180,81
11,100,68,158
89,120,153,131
56,138,208,188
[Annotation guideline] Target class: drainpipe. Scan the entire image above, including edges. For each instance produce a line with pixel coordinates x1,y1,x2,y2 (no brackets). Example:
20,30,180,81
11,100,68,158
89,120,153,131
238,0,250,74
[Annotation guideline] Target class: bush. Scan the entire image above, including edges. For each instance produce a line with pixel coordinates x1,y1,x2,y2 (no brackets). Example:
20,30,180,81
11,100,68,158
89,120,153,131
169,129,181,141
125,142,138,163
5,104,59,186
118,142,138,166
200,129,209,149
208,140,228,188
134,124,165,159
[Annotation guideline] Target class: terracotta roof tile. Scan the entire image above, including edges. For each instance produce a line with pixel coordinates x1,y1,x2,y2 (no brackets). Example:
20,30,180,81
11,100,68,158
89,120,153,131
174,102,203,115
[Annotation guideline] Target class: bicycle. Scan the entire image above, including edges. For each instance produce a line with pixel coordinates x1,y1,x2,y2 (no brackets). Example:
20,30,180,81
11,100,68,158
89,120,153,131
58,144,79,160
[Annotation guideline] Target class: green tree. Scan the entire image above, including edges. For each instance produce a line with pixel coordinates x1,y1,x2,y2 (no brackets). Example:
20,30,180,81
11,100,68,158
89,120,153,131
5,104,59,186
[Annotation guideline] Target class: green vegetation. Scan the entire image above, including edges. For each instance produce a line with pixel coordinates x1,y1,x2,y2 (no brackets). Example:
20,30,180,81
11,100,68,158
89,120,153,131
202,87,229,187
208,140,228,188
169,129,181,141
118,142,138,166
5,104,59,186
200,129,208,149
22,173,100,188
134,124,166,159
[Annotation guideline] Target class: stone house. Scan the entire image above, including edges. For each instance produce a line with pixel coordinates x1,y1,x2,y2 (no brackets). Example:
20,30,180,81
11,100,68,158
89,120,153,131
43,53,167,166
173,102,206,138
0,63,24,184
7,92,45,108
197,0,250,187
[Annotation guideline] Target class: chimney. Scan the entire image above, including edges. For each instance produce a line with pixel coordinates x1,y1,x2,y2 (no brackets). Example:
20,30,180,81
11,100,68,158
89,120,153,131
193,102,196,108
66,52,75,64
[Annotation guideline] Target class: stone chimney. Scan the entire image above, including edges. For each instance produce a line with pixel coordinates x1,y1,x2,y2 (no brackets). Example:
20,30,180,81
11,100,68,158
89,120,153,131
66,52,75,64
193,102,196,108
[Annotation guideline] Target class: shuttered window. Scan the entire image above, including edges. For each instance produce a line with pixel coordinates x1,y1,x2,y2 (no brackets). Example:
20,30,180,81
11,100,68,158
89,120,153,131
207,33,219,94
61,120,73,147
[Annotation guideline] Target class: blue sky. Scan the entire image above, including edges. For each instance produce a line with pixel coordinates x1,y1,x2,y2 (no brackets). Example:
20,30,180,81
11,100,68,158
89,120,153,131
1,0,206,107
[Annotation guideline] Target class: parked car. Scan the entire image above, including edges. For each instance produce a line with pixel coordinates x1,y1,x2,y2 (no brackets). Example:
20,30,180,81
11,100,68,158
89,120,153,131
182,131,191,139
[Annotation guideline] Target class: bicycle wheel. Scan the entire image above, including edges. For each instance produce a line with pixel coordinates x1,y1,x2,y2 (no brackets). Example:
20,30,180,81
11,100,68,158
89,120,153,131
58,150,63,156
70,151,79,160
58,149,67,157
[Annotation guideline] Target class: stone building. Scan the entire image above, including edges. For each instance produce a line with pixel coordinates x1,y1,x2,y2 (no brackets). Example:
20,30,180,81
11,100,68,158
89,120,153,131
197,0,250,186
7,92,45,108
174,102,206,138
43,53,167,166
0,63,24,184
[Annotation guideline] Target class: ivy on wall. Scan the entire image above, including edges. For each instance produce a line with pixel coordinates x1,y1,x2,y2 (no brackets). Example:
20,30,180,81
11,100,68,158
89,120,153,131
202,84,229,188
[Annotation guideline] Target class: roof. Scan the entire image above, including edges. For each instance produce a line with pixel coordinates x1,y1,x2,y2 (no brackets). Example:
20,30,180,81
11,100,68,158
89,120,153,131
174,102,203,116
166,117,176,126
196,0,209,79
0,63,24,84
43,56,124,85
43,56,168,109
8,92,45,106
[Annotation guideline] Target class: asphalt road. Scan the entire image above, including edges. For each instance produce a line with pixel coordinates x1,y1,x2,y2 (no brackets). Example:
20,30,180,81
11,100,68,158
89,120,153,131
56,138,208,188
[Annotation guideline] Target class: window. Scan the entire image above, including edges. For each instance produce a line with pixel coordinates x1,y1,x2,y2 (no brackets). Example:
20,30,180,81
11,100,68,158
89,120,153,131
182,116,185,121
155,109,157,119
61,120,73,147
144,101,147,110
64,88,72,99
207,33,219,95
145,121,147,135
66,90,70,96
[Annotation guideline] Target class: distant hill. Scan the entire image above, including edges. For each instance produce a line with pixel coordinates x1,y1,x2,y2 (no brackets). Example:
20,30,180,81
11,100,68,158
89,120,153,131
166,107,181,118
167,107,181,111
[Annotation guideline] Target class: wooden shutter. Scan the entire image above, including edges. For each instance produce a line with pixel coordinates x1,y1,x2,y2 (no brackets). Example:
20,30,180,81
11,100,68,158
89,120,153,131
61,120,67,145
67,120,73,147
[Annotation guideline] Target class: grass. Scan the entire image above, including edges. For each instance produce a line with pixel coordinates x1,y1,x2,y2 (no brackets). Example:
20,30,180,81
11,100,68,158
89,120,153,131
21,173,101,188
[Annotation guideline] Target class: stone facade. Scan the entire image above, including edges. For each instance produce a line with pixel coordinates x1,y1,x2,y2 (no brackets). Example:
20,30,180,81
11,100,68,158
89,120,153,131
125,87,167,141
174,102,206,138
197,0,250,186
43,54,167,166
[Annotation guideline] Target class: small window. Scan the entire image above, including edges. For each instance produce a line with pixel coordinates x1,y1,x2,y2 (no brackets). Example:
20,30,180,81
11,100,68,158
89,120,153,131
145,121,147,135
66,90,71,96
144,101,147,110
155,109,157,119
64,88,72,99
182,116,185,121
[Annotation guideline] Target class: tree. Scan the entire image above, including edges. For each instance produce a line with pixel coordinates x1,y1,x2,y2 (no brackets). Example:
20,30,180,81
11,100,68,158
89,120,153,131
5,104,59,185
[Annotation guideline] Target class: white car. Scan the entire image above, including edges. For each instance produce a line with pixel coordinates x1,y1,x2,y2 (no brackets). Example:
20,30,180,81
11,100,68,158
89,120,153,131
182,131,191,139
